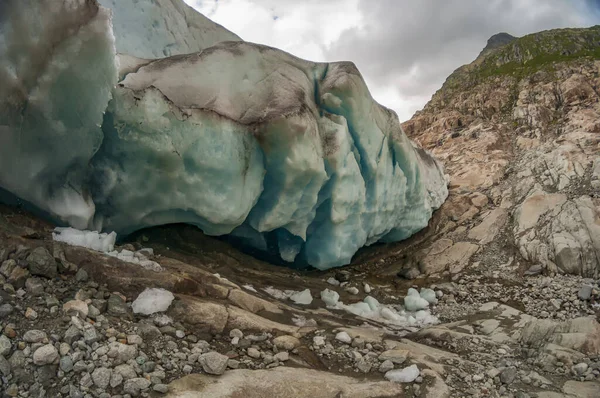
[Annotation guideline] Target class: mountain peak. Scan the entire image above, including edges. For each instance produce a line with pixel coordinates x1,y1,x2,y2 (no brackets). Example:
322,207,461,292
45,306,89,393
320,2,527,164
478,32,517,57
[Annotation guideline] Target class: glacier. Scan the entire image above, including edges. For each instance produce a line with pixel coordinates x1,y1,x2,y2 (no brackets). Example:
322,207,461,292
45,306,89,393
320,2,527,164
0,0,448,270
0,0,118,229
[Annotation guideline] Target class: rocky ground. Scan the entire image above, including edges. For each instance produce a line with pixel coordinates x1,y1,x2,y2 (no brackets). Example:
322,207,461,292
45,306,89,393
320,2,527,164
1,204,600,398
2,27,600,398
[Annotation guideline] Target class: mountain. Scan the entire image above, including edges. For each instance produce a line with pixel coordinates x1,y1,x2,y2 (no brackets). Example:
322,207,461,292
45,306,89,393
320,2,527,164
478,32,517,57
402,25,600,278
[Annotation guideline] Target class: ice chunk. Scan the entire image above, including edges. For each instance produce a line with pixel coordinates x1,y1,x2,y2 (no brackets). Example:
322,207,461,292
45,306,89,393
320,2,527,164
132,288,175,315
320,289,341,307
327,277,340,286
419,288,438,305
53,228,116,253
404,288,430,311
289,289,313,305
385,365,420,383
263,287,290,301
322,292,437,328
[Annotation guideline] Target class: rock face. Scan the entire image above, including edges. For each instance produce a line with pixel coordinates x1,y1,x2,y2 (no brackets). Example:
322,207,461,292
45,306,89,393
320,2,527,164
0,0,448,270
403,26,600,277
167,367,406,398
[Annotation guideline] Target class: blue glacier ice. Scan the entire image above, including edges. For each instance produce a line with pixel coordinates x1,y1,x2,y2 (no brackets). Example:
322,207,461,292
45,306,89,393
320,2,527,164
0,0,117,229
0,0,448,270
97,0,241,59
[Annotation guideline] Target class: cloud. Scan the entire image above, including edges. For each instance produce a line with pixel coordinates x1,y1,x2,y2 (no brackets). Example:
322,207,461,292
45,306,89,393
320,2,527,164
188,0,599,121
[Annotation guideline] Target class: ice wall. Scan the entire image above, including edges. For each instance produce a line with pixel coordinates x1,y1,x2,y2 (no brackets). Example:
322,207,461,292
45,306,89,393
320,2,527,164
0,0,448,270
91,42,448,269
97,0,241,59
0,0,118,228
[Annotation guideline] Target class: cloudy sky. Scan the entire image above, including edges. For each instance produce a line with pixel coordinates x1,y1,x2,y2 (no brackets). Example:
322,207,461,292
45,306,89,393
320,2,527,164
185,0,600,121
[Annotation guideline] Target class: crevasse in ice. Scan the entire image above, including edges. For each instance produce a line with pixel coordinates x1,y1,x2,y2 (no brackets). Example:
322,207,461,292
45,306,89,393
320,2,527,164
0,0,448,270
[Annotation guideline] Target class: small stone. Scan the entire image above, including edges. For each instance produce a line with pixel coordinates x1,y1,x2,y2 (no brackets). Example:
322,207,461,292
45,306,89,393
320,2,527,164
0,260,16,278
273,335,300,350
75,268,88,282
247,347,261,359
579,284,593,301
0,355,10,376
274,352,289,362
379,360,394,373
524,264,542,276
92,367,112,389
114,364,137,380
127,334,143,345
26,247,57,278
500,367,517,384
107,294,129,317
351,338,365,349
25,277,45,296
364,283,372,293
107,342,138,364
135,323,162,340
25,307,38,319
0,335,12,356
60,356,74,372
141,361,155,373
153,384,169,393
153,314,172,327
64,325,82,344
229,329,244,339
110,372,124,388
574,362,589,375
63,300,89,318
33,344,59,365
335,331,352,344
228,359,240,369
313,336,326,347
199,351,229,375
7,266,29,288
175,330,185,339
356,358,372,373
4,326,16,339
83,326,101,344
0,303,13,318
123,378,151,396
24,330,47,343
6,384,18,397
